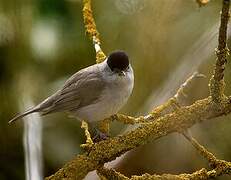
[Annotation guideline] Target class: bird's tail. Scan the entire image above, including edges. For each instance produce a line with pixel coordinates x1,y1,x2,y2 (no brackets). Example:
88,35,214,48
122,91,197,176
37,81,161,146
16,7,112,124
8,92,59,124
8,107,40,124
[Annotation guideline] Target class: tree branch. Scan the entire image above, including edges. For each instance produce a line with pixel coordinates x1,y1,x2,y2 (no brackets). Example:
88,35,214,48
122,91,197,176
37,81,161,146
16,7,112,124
98,167,210,179
98,133,231,179
45,96,231,179
82,0,106,63
45,0,231,179
182,132,218,167
209,0,230,103
98,163,231,180
114,72,205,125
80,121,93,151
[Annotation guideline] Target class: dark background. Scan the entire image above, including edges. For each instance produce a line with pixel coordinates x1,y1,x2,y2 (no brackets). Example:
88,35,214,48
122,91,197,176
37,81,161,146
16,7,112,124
0,0,231,179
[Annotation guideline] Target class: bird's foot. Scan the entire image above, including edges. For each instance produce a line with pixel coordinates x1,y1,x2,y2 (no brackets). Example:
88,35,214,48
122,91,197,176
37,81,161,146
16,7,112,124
93,129,109,143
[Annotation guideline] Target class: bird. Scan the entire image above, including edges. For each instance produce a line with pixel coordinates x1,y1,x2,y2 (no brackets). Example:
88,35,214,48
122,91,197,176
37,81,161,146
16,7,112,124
9,50,134,137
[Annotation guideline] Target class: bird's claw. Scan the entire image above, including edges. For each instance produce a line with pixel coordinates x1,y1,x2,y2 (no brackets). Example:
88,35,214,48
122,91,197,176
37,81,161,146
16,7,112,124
93,129,109,142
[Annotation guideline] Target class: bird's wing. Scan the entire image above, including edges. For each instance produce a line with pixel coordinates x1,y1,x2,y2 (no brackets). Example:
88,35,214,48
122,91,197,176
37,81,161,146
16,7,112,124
40,65,106,114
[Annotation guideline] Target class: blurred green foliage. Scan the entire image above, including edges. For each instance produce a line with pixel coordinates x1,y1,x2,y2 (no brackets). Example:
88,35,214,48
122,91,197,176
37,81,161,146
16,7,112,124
0,0,231,179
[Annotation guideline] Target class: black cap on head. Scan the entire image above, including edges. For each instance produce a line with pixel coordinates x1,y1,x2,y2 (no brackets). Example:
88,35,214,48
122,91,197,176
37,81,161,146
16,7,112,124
107,50,129,72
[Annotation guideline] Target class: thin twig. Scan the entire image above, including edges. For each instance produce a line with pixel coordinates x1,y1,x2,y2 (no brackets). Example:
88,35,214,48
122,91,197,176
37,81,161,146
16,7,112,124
80,121,94,150
182,132,218,167
174,72,206,102
99,163,231,180
82,0,106,63
115,72,205,125
209,0,230,103
45,96,231,180
45,1,231,179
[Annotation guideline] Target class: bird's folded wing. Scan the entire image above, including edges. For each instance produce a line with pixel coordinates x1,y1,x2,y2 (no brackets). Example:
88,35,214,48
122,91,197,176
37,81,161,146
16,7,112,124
41,65,106,114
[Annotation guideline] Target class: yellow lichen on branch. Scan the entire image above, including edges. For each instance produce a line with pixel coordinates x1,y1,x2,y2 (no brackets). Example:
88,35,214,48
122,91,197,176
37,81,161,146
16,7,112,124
82,0,106,63
182,133,231,179
46,96,231,179
99,133,231,179
98,167,210,180
45,1,231,179
95,49,107,64
209,0,230,103
82,0,99,41
114,72,205,126
97,118,111,134
99,164,231,180
115,114,147,124
80,120,94,150
183,133,218,167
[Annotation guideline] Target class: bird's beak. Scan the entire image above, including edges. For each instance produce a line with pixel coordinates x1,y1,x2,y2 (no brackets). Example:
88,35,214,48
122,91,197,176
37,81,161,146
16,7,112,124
118,71,126,76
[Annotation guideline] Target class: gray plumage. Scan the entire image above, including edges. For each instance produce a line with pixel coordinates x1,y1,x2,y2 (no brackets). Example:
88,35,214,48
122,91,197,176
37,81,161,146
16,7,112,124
9,51,134,124
40,65,106,114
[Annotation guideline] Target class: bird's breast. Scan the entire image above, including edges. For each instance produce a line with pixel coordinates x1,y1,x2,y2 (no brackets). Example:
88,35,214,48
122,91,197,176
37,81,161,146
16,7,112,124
73,70,134,123
100,75,133,116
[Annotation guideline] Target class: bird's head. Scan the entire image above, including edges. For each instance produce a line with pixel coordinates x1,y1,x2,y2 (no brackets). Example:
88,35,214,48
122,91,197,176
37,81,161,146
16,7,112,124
107,50,129,76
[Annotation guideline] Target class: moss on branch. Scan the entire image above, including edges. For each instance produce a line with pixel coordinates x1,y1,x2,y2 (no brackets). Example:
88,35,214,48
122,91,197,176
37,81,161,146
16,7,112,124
183,133,218,167
114,72,205,125
46,97,231,179
82,0,106,63
99,135,231,180
82,0,99,42
209,0,230,103
45,0,231,179
99,164,231,180
98,167,210,180
80,121,94,151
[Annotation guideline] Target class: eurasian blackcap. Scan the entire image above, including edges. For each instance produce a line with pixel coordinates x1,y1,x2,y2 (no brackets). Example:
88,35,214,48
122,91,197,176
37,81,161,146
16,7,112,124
9,50,134,135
